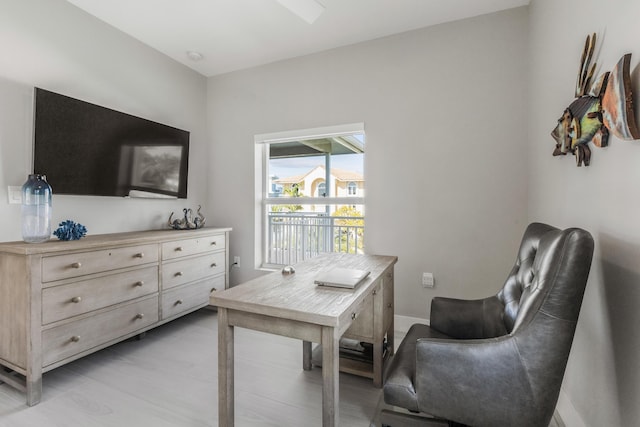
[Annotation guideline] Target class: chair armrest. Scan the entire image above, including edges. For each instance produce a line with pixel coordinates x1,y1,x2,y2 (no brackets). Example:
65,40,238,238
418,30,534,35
414,336,538,426
430,296,506,339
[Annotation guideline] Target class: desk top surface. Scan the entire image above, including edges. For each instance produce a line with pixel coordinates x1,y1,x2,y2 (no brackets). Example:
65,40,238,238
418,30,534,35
210,253,397,327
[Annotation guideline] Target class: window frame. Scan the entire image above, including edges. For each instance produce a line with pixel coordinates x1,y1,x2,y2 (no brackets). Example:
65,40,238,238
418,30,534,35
254,123,365,270
347,181,357,196
317,181,326,197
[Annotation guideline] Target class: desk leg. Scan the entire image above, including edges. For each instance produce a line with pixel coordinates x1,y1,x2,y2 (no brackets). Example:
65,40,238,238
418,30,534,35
373,340,383,388
302,341,312,371
388,325,395,357
218,308,234,427
321,326,339,427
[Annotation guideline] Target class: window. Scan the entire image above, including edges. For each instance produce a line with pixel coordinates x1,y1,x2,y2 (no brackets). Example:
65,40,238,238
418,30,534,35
255,123,365,268
317,181,326,197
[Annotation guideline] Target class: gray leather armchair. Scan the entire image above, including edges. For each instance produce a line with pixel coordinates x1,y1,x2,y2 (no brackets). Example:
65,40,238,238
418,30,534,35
381,222,594,427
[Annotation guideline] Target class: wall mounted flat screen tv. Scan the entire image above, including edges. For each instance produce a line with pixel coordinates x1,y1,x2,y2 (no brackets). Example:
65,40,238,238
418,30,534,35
33,88,189,198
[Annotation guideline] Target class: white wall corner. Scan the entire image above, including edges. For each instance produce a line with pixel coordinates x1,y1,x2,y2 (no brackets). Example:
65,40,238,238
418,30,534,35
394,315,428,334
555,388,586,427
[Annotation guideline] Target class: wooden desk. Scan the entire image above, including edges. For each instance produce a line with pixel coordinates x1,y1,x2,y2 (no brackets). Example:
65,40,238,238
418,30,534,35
210,253,397,426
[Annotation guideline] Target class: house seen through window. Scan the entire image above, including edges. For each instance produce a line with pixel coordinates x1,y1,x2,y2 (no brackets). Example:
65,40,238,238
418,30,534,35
258,126,365,267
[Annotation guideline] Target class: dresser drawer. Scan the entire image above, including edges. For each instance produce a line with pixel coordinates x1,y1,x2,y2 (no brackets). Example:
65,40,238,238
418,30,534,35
208,275,226,293
42,296,159,367
162,280,212,320
42,244,159,283
162,234,225,261
42,266,159,325
162,252,226,289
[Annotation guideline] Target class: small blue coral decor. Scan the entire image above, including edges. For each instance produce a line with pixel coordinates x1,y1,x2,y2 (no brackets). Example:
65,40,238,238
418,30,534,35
53,220,87,241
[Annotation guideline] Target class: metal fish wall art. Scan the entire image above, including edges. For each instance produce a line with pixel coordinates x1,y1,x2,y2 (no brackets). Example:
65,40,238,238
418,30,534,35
551,33,640,166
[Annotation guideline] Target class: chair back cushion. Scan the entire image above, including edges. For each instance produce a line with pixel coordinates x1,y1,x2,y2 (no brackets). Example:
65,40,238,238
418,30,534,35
498,222,594,334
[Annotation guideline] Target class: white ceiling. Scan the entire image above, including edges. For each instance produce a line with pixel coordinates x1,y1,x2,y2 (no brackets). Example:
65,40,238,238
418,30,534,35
66,0,529,77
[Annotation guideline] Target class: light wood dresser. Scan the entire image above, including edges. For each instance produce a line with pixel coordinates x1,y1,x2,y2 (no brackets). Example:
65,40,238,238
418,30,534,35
0,227,230,406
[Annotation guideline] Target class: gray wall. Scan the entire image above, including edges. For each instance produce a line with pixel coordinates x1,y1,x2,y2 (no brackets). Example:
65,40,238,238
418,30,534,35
528,0,640,425
3,2,623,425
207,7,530,319
0,0,208,242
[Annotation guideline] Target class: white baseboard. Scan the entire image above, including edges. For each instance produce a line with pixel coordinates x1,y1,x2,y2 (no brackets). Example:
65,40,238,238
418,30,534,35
555,388,585,427
394,315,429,334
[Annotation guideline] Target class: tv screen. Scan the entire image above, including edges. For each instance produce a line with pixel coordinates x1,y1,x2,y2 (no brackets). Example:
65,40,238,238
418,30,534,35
33,88,189,198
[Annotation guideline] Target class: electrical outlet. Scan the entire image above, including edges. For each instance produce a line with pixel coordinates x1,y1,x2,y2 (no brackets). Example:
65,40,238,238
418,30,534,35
422,272,434,288
233,256,240,267
7,186,22,204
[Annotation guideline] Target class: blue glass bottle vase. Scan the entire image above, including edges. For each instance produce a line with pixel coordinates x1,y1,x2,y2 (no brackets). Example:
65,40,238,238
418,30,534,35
21,174,52,243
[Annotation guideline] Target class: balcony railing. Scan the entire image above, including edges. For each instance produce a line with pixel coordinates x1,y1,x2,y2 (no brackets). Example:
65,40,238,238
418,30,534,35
267,212,365,266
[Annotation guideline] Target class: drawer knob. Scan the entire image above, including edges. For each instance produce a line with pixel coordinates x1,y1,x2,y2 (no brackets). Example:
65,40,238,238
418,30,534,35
175,247,183,252
211,241,217,245
71,262,82,269
175,271,183,277
387,303,393,308
70,336,80,342
135,313,145,320
211,287,217,292
71,296,82,304
134,281,144,287
211,263,217,268
134,252,144,258
176,299,183,305
351,312,357,320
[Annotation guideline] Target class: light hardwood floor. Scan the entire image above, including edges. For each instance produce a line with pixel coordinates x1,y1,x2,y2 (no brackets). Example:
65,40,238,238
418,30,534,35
0,309,563,427
0,308,381,426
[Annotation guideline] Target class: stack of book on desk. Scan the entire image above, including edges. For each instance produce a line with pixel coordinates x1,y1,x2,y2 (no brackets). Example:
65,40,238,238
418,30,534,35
312,337,388,368
339,338,373,363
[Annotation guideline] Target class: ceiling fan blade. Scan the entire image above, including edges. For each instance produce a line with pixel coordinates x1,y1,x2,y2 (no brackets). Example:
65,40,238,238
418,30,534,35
276,0,325,24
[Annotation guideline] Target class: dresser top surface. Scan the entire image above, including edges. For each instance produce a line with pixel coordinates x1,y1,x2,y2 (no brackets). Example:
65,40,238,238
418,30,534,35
0,227,232,255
